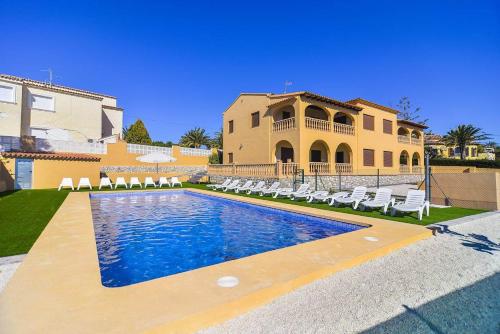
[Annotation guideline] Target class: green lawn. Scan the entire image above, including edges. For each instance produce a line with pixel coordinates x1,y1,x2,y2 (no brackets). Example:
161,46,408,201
0,184,486,257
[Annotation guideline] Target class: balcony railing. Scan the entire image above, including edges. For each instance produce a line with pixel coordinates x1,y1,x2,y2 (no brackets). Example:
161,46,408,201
400,164,410,173
282,162,298,176
333,122,355,136
180,147,212,156
411,137,422,145
36,138,107,154
127,143,172,155
309,162,330,174
412,166,422,174
335,163,353,174
272,117,295,132
305,117,331,132
398,135,411,144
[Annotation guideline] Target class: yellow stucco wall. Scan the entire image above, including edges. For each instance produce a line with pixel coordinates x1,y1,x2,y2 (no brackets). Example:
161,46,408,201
223,93,424,174
0,142,210,190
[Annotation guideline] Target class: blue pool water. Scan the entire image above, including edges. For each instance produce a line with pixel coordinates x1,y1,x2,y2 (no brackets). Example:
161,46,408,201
90,190,365,287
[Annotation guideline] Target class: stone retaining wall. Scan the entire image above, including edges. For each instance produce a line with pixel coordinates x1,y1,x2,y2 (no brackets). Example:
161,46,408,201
208,174,424,192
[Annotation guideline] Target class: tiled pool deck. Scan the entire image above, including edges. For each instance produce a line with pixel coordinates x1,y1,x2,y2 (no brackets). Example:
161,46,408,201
0,189,431,333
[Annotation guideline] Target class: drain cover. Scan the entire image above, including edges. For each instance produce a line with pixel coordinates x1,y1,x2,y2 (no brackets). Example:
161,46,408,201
217,276,239,287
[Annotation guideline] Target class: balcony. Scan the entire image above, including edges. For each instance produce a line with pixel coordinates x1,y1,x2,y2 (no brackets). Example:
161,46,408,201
272,117,296,132
400,164,410,173
335,163,353,174
305,117,331,131
411,137,422,145
309,162,331,174
398,135,411,144
333,122,355,136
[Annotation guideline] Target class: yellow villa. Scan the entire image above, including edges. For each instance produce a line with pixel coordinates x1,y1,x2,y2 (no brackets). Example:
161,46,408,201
222,91,427,175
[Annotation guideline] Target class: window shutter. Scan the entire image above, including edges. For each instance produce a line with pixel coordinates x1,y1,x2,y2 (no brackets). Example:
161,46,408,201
363,114,374,130
363,149,375,166
31,94,54,111
251,112,260,128
383,119,392,134
383,151,393,167
228,120,234,133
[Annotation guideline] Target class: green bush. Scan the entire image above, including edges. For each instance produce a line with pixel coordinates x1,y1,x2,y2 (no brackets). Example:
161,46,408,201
430,158,500,168
208,152,220,164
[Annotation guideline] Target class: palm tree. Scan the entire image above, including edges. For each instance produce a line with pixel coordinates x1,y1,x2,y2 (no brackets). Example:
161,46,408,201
443,124,490,160
179,127,211,148
211,128,223,149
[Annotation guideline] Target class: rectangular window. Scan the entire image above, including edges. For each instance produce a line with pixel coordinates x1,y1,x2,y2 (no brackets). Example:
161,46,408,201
228,120,234,133
383,119,392,134
363,114,374,131
31,93,54,111
383,151,393,167
251,112,260,128
0,85,15,103
228,152,233,163
363,149,375,166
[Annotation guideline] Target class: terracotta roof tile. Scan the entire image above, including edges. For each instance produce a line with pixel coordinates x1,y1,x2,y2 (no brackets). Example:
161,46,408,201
1,151,101,161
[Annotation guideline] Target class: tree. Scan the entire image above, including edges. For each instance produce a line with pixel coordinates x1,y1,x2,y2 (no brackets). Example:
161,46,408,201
123,119,152,144
179,127,211,148
152,140,173,147
396,97,428,125
443,124,491,160
208,152,220,164
210,128,223,149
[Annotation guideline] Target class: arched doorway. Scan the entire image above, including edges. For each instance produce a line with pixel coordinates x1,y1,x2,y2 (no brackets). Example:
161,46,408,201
274,140,294,163
309,140,330,174
273,105,295,122
412,152,421,173
333,112,354,125
400,150,410,173
335,143,353,173
305,105,329,120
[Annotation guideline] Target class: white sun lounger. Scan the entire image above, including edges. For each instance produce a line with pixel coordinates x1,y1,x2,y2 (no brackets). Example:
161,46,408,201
76,177,92,190
245,181,266,194
144,177,156,188
129,177,142,188
310,191,349,203
391,190,429,220
158,177,171,187
257,182,281,196
274,183,310,198
207,178,231,190
359,188,394,214
99,177,113,190
58,177,74,191
223,180,241,192
235,180,254,193
171,177,182,187
292,189,326,201
330,186,368,209
115,177,128,189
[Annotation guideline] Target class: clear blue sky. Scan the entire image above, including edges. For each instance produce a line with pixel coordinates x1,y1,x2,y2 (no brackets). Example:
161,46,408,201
1,1,499,143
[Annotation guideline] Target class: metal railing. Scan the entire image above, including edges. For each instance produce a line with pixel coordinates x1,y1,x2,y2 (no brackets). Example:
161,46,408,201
309,162,330,174
0,136,21,152
127,143,172,155
180,147,212,156
335,163,353,174
333,122,355,136
36,138,107,154
272,117,296,132
305,117,331,131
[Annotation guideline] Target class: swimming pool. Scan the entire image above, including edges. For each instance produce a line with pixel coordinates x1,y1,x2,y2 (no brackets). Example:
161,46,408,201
90,190,365,287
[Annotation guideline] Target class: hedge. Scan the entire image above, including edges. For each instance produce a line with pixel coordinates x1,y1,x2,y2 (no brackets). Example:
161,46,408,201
430,158,500,168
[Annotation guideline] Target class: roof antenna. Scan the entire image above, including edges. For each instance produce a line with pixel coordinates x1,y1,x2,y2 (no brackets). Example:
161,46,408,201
284,81,293,93
41,68,53,85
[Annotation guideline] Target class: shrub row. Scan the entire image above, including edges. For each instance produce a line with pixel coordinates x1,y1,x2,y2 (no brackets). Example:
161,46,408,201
430,158,500,168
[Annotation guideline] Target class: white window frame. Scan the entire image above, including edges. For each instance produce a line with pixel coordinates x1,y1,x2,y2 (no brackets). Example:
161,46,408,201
0,84,16,104
30,93,55,112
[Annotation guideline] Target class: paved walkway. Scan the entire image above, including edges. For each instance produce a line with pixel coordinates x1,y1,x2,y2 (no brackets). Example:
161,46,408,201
0,255,24,293
201,212,500,334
